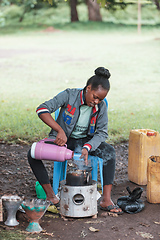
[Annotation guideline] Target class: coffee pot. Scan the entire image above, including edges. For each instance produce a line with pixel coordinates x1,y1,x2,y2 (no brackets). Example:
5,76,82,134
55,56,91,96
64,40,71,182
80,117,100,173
31,138,74,162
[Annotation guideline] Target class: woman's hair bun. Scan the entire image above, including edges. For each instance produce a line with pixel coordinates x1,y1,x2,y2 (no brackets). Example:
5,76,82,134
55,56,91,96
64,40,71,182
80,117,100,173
95,67,111,79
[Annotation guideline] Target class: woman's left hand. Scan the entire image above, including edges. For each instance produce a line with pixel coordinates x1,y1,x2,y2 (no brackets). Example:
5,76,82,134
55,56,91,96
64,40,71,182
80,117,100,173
80,148,88,165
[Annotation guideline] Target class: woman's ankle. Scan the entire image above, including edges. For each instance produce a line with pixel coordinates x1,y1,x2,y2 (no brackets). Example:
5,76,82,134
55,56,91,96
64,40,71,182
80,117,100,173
46,195,59,205
41,183,59,204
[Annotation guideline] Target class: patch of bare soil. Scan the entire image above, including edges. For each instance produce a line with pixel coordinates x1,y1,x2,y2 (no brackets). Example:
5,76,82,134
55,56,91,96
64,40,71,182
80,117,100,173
42,26,60,33
0,142,160,240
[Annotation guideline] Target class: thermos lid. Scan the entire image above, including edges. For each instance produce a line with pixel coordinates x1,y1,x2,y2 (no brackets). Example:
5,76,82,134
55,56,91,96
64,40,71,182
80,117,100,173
30,142,37,159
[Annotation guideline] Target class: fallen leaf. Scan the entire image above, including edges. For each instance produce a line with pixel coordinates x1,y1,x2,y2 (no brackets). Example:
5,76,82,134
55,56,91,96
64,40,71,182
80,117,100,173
136,231,154,239
111,226,118,231
42,232,54,237
45,214,59,219
61,215,68,221
89,226,99,232
18,138,29,145
26,238,37,240
85,220,104,224
81,230,87,238
140,223,150,227
101,212,118,217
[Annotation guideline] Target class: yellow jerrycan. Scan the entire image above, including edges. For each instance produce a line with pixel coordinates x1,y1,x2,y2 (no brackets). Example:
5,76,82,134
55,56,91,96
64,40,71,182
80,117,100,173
128,129,160,185
147,156,160,203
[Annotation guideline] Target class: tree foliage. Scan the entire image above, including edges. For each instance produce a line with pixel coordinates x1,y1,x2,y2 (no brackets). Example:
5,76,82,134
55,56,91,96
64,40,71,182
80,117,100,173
0,0,58,22
43,0,160,11
43,0,127,22
1,0,159,25
43,0,127,9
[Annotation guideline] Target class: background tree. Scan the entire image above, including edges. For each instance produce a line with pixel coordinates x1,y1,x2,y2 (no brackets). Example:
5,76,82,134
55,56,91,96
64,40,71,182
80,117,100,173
1,0,158,24
153,0,160,10
70,0,79,21
86,0,102,21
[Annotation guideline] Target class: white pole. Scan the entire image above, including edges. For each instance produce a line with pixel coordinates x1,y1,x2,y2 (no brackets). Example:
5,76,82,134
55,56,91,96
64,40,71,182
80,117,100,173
138,0,141,34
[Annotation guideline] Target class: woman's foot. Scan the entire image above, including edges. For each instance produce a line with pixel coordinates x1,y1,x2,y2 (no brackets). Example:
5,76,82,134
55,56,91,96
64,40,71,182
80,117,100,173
100,199,123,214
100,204,123,215
42,183,59,205
46,195,59,206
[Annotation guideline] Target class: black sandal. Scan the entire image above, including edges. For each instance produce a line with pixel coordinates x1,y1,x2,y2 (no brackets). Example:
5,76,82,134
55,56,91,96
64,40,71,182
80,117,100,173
100,204,123,215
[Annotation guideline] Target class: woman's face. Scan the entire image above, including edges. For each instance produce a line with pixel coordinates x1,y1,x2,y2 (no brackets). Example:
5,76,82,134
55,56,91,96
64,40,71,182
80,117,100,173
85,85,108,107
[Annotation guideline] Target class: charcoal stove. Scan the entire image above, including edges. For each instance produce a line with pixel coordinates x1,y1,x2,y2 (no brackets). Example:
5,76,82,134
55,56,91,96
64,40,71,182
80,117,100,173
59,163,97,218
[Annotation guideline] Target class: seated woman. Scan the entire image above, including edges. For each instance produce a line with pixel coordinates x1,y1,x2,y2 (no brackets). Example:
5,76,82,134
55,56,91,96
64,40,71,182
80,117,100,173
28,67,123,214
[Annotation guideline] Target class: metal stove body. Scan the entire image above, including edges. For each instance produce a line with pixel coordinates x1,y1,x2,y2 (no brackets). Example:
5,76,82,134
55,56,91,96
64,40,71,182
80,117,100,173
60,180,97,218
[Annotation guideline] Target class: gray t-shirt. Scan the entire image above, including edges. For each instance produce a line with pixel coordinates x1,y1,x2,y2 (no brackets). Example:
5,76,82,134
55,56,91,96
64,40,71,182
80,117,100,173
71,105,92,139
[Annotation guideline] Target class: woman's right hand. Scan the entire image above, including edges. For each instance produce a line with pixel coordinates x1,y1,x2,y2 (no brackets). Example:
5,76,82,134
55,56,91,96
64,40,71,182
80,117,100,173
54,129,67,146
39,113,67,146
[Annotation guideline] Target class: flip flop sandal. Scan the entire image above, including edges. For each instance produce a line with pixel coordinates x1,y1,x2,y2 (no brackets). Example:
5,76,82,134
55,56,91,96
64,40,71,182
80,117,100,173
100,204,123,215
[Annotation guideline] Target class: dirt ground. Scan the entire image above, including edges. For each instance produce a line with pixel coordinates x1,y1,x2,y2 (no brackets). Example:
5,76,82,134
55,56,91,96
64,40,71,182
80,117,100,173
0,142,160,240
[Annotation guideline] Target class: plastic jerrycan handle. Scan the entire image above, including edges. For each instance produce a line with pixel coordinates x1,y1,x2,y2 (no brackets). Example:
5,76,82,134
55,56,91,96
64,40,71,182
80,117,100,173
147,131,156,136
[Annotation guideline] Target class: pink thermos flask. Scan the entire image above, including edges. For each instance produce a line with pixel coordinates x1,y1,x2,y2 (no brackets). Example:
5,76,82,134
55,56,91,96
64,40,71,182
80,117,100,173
30,138,74,162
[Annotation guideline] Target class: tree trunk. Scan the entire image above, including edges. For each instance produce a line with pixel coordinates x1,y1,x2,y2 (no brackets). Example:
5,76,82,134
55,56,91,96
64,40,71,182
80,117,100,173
19,9,27,22
70,0,79,22
154,0,160,10
86,0,102,21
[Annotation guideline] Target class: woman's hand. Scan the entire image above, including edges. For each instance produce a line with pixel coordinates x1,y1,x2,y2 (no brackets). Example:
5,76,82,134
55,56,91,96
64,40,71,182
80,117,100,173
39,113,67,146
54,129,67,146
80,148,88,165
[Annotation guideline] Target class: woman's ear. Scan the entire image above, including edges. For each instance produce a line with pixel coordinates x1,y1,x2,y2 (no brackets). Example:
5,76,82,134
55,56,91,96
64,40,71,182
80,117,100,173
86,85,91,92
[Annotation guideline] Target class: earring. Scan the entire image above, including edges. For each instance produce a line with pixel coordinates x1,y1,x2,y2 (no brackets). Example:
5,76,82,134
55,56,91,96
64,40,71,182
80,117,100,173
86,90,88,93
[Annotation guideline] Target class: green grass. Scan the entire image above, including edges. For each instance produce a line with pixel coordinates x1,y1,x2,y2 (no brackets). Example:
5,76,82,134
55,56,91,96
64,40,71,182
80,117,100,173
0,228,46,239
0,229,48,240
0,3,160,144
0,229,26,240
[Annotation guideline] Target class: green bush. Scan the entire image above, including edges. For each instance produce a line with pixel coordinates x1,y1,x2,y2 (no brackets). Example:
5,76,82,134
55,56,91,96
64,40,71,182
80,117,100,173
0,11,5,26
3,4,23,19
